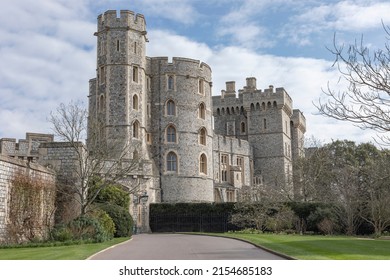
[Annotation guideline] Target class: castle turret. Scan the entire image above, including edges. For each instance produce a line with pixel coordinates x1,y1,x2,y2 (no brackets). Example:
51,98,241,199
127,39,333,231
148,57,214,202
89,10,148,159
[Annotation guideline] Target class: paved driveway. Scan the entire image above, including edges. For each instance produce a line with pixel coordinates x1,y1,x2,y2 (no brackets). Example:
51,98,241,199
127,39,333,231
89,234,286,260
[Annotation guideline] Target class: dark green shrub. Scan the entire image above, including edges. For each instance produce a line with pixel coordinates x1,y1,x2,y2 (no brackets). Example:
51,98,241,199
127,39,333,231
88,209,116,240
68,216,109,242
98,203,134,237
50,225,73,242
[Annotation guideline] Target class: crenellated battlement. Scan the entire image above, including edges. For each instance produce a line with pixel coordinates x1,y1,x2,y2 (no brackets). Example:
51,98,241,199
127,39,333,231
97,10,146,33
213,77,293,112
149,56,211,71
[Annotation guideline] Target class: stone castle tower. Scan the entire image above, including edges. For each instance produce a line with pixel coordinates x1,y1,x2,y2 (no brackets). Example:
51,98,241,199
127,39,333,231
87,10,306,229
213,78,306,189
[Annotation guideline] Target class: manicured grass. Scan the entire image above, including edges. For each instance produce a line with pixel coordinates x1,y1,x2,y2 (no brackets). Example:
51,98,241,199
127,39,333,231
211,233,390,260
0,237,129,260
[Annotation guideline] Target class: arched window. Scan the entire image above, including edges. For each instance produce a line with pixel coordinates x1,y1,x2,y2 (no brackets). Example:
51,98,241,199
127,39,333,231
166,100,176,116
133,95,138,110
166,125,176,143
267,101,272,108
168,75,174,90
133,121,140,139
198,103,206,119
133,66,139,83
200,153,207,174
256,103,260,110
273,101,277,108
250,103,255,111
99,95,105,112
167,152,177,172
199,127,207,145
217,108,220,116
241,122,246,133
198,79,204,94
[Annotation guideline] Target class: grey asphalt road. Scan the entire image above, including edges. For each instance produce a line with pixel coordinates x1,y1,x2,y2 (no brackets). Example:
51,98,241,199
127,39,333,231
89,233,287,260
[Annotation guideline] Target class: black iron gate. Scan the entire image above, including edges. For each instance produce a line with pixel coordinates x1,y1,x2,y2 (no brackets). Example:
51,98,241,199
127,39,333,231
150,213,234,233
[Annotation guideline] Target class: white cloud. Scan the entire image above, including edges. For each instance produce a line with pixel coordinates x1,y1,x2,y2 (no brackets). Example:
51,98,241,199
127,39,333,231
283,1,390,45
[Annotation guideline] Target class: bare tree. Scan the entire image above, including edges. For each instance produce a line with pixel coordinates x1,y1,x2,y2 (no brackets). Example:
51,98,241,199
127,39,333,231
316,23,390,144
49,101,141,218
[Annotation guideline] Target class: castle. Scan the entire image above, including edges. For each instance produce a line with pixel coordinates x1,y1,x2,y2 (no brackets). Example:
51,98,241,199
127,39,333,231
87,10,306,221
0,10,306,236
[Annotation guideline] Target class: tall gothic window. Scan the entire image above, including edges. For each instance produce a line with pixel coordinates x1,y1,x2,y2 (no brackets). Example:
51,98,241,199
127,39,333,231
241,122,246,133
198,103,206,119
166,100,176,116
133,121,140,139
199,127,206,145
166,125,176,143
133,95,138,110
198,79,204,95
168,75,174,90
167,152,177,172
133,66,139,83
200,153,207,174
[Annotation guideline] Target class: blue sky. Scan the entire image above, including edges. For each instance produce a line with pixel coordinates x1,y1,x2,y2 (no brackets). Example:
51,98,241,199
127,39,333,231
1,0,389,145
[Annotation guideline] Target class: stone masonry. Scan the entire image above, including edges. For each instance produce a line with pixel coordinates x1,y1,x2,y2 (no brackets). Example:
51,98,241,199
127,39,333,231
0,155,56,242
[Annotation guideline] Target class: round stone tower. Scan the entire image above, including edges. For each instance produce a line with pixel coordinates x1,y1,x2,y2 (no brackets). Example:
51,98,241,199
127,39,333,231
148,57,214,202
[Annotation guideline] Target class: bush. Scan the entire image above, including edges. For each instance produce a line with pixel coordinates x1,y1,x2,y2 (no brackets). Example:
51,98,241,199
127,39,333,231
98,203,134,237
50,225,73,242
88,209,116,240
67,216,109,242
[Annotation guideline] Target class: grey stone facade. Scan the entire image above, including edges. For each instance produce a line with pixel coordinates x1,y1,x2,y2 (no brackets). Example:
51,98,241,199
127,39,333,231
87,9,306,210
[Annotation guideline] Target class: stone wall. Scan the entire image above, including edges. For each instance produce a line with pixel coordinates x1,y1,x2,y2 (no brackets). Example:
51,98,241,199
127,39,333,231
0,155,56,243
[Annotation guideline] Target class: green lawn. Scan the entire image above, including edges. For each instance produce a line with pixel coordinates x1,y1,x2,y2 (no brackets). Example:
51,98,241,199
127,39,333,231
0,237,129,260
212,233,390,260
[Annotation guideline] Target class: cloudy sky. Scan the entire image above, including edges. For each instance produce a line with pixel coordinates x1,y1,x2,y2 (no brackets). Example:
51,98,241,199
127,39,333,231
1,0,389,145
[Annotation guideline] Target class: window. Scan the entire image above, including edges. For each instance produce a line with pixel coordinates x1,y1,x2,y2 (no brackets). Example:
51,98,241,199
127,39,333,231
133,66,138,83
167,152,177,172
166,125,176,143
99,95,105,112
222,170,228,182
198,103,206,119
146,76,151,90
221,154,228,165
116,40,120,51
166,100,176,116
146,133,152,144
99,66,105,85
200,153,207,174
198,79,204,94
199,127,206,145
133,121,140,139
134,42,137,54
263,118,267,130
168,75,174,90
240,122,246,133
133,95,138,110
226,191,235,202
